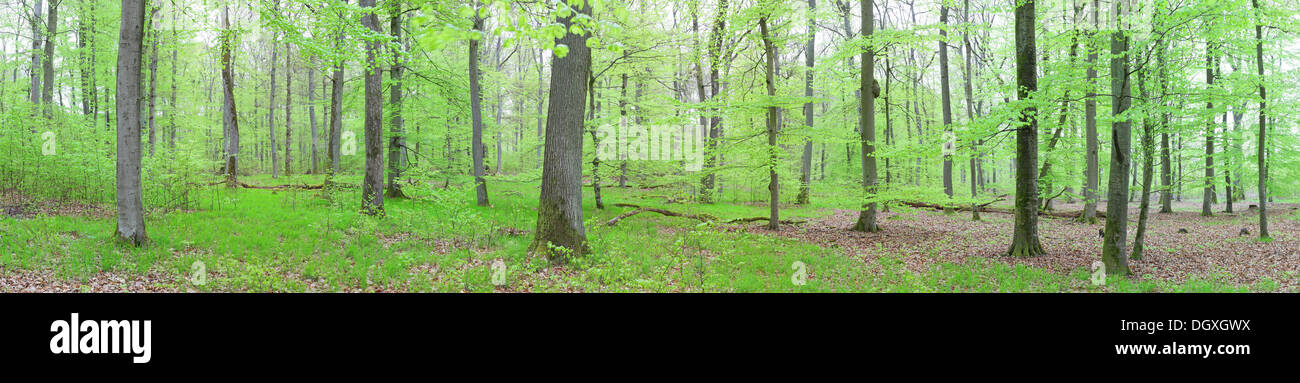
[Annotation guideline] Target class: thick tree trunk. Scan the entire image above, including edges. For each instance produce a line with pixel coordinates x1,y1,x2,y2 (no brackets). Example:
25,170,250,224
851,0,879,233
530,1,593,259
359,0,384,216
1102,3,1132,276
470,14,489,206
115,0,147,245
1007,0,1044,257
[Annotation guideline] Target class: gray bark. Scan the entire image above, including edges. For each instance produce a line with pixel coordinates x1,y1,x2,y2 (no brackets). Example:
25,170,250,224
115,0,147,245
530,1,593,259
851,0,879,233
360,0,384,216
1007,0,1044,257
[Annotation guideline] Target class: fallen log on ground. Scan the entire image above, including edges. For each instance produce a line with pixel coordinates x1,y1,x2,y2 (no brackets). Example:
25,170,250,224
895,195,1105,220
605,203,805,226
237,181,325,190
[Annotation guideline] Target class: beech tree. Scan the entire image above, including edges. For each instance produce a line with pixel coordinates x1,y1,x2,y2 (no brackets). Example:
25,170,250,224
115,0,147,245
1006,0,1044,257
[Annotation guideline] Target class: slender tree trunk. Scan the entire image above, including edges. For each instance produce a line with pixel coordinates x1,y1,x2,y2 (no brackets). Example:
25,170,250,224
115,0,147,245
221,5,240,185
386,3,408,198
309,58,319,174
285,39,293,176
1202,42,1215,216
1082,0,1100,222
268,0,280,179
30,0,44,108
797,0,816,205
1132,60,1155,261
962,0,979,221
145,11,159,157
939,5,954,206
759,15,780,230
587,72,603,209
359,0,384,215
1007,0,1044,257
701,0,728,204
1102,1,1132,275
169,6,178,150
42,0,60,117
327,1,347,175
530,1,593,259
1253,0,1269,239
851,0,879,233
1159,43,1173,213
470,12,489,206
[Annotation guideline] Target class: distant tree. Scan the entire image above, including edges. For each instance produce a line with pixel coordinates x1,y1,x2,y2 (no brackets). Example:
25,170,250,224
221,4,241,186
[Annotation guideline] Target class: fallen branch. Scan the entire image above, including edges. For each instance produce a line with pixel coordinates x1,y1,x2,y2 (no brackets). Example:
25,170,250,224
237,181,325,190
605,203,804,226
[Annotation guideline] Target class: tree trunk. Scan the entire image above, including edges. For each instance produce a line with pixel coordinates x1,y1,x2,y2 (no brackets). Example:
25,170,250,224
1158,37,1172,213
1102,2,1132,276
221,5,240,185
1007,0,1045,257
327,1,347,175
939,5,954,205
145,11,159,157
962,0,979,221
41,0,59,117
1202,42,1215,216
1082,0,1100,222
268,0,280,179
1253,0,1269,239
285,39,293,176
309,59,320,174
469,13,490,206
1132,59,1155,261
360,0,384,216
851,0,879,233
386,3,408,198
758,15,780,231
797,0,816,205
30,0,44,107
530,1,593,260
115,0,147,245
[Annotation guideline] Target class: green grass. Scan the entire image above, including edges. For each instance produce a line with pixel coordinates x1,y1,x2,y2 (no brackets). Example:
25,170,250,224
0,176,1280,292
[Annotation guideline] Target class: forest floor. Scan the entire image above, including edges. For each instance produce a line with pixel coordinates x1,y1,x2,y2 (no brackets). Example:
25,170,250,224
1,176,1297,292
